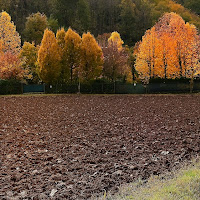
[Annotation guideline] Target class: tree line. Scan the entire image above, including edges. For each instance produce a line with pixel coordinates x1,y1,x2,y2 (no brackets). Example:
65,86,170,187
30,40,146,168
0,11,132,85
0,10,200,86
0,0,200,46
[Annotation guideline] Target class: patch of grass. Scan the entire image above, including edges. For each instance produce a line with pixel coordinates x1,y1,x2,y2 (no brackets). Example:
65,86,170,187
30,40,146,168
99,159,200,200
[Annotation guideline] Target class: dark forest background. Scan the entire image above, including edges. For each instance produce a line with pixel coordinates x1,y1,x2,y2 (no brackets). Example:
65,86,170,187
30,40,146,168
0,0,199,46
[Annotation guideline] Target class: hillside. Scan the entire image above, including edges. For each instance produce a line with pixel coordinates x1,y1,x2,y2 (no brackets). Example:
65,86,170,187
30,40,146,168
176,0,200,15
0,0,199,46
151,0,200,30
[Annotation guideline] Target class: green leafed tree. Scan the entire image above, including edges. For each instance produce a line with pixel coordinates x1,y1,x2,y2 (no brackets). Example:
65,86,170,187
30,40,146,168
50,0,79,28
119,0,136,45
73,0,91,34
48,15,59,33
37,29,61,84
24,12,48,45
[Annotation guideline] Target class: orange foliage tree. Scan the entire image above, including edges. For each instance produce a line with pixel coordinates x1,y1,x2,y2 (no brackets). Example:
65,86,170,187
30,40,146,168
135,12,200,82
0,11,30,81
0,51,31,80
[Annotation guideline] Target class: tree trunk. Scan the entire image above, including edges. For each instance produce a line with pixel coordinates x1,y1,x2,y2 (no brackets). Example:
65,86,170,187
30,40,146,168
78,76,81,94
190,72,194,94
70,66,73,83
113,80,116,94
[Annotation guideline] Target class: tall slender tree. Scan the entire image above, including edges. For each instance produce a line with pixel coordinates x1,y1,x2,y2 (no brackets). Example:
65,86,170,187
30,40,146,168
38,29,61,83
80,32,103,82
64,28,82,83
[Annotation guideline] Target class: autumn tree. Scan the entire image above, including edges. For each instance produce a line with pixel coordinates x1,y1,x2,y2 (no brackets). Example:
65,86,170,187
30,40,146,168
63,28,82,83
0,11,21,54
56,27,66,49
156,13,200,79
102,43,132,83
24,12,48,45
20,42,39,83
135,12,200,82
0,52,31,80
80,32,103,82
102,31,132,84
108,31,124,50
97,33,111,47
38,29,61,84
135,27,164,80
0,11,29,81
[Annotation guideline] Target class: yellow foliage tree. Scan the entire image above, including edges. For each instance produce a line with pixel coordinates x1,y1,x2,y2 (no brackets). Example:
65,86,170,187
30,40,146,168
80,32,103,82
20,42,39,83
0,11,21,54
38,29,61,84
56,28,67,82
56,28,66,50
108,31,124,51
64,28,82,83
0,11,30,81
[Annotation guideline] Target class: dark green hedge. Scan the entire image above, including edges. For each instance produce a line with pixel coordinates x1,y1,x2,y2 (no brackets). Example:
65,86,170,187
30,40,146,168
0,80,22,95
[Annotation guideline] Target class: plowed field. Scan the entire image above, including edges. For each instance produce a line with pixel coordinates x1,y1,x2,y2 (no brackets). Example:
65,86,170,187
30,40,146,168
0,95,200,199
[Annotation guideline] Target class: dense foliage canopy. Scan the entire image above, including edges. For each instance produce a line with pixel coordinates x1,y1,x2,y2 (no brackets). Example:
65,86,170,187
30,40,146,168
0,1,199,85
0,0,199,45
135,13,200,82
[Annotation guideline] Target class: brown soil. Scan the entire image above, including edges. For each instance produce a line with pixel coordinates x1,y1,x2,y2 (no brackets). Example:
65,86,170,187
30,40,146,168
0,94,200,199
